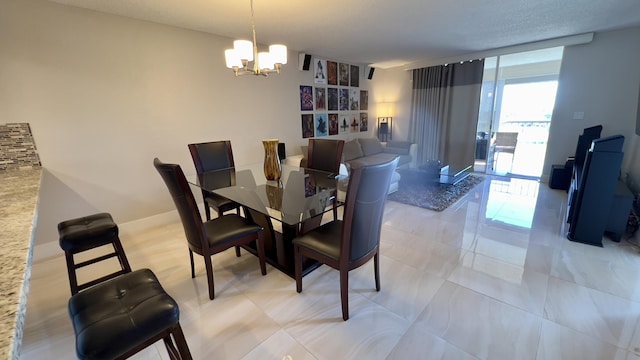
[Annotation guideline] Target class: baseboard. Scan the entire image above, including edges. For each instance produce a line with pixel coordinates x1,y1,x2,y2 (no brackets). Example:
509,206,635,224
32,209,181,262
117,210,179,238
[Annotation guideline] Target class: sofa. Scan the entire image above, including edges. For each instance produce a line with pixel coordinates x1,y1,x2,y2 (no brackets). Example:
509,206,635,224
342,138,416,169
290,137,417,196
339,138,417,194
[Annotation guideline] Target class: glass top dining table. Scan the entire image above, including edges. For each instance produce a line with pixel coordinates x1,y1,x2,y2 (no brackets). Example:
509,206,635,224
188,162,346,278
188,162,346,227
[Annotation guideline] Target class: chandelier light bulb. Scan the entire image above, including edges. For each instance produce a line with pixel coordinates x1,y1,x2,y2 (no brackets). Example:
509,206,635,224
225,0,287,76
233,40,254,62
269,44,288,65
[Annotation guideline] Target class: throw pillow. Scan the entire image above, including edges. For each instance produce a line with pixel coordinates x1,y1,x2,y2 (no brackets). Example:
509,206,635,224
343,139,363,161
359,137,384,156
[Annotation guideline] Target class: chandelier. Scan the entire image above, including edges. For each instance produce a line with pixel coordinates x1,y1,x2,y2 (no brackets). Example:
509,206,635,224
224,0,287,77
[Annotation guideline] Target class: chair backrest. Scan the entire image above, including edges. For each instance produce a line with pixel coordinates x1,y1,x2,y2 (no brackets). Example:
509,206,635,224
495,132,518,147
153,158,206,252
340,157,399,263
307,139,345,173
188,141,235,174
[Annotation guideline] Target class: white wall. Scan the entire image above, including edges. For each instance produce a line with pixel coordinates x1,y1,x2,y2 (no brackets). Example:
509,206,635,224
545,27,640,189
369,67,412,141
0,0,376,249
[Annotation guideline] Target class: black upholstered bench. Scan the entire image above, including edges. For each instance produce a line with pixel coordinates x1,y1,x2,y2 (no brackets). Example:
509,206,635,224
58,213,132,295
68,268,192,359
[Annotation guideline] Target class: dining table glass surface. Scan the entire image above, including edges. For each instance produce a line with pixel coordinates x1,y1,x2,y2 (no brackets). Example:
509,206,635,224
188,162,345,226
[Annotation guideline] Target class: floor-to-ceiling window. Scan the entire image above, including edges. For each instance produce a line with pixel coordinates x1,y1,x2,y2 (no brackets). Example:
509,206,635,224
474,47,564,179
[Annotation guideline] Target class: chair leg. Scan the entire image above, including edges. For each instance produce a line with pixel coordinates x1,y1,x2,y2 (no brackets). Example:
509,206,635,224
340,269,349,321
374,252,381,291
64,251,79,296
163,323,192,360
235,246,241,257
163,335,180,360
172,323,193,360
189,250,195,279
204,255,215,300
112,238,132,273
332,199,338,221
294,245,303,293
256,231,266,275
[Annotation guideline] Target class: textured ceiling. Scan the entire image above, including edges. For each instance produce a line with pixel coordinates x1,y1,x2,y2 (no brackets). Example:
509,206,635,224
46,0,640,68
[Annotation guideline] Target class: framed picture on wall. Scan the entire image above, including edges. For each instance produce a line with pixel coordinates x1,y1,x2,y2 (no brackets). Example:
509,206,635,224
339,88,349,111
315,87,326,110
327,87,338,110
315,114,328,137
350,113,359,133
339,63,349,86
350,65,360,87
349,88,359,110
314,59,327,84
328,113,339,135
301,114,314,138
327,61,338,85
360,90,368,110
300,85,313,111
339,113,350,134
360,113,368,132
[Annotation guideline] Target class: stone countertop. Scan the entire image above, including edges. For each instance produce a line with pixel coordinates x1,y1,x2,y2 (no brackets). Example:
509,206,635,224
0,168,42,360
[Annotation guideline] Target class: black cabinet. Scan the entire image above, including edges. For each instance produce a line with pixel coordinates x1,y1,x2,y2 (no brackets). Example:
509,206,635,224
566,135,631,246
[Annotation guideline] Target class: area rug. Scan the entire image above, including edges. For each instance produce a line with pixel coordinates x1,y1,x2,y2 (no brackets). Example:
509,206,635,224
387,172,484,211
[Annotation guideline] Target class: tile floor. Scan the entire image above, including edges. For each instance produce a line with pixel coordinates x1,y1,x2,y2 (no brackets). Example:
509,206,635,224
20,175,640,359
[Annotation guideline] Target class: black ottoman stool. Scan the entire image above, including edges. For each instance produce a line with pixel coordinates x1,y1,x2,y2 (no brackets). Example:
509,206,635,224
58,213,132,295
68,268,192,359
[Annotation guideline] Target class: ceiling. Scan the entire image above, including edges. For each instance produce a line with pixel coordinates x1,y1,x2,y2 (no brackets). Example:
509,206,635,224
47,0,640,69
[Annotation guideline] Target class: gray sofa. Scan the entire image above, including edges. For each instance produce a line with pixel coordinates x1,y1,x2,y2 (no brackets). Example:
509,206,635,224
341,138,416,170
291,137,416,196
339,138,417,195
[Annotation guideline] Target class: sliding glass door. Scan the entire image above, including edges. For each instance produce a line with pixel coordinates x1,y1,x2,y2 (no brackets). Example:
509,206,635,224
474,47,564,179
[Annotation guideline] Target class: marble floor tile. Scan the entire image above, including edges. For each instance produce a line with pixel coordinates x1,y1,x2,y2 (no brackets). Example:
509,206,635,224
544,277,640,348
448,252,549,315
414,281,542,360
350,254,446,322
20,175,640,359
537,319,628,360
241,330,316,360
382,230,467,278
551,245,640,302
387,326,479,360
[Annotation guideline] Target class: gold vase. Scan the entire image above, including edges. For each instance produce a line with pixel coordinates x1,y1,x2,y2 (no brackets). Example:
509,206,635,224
262,139,281,181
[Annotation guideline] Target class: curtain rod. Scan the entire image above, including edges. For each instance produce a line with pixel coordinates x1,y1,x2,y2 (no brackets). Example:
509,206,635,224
404,33,594,71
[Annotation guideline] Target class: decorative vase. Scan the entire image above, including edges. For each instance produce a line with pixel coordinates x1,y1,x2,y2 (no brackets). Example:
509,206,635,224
262,139,281,181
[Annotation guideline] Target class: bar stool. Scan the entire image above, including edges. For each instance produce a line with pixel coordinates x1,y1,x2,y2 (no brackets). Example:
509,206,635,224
68,268,192,359
58,212,132,295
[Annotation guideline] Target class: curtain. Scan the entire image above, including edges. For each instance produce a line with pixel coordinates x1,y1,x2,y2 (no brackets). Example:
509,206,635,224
410,60,484,168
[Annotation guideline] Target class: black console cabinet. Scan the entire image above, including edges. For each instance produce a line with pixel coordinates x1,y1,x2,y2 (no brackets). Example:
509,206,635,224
566,135,629,246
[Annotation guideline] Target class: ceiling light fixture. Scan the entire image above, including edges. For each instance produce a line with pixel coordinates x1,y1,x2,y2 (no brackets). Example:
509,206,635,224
224,0,287,77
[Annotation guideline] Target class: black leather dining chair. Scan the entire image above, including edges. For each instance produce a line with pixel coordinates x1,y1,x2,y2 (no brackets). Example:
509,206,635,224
300,139,345,233
293,157,399,320
306,138,345,174
153,158,267,300
188,141,241,221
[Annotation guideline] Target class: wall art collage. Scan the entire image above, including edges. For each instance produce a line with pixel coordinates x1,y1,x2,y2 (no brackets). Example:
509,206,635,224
299,58,368,139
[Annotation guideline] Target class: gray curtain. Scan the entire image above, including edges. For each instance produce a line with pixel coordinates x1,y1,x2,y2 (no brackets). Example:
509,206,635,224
410,60,484,168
